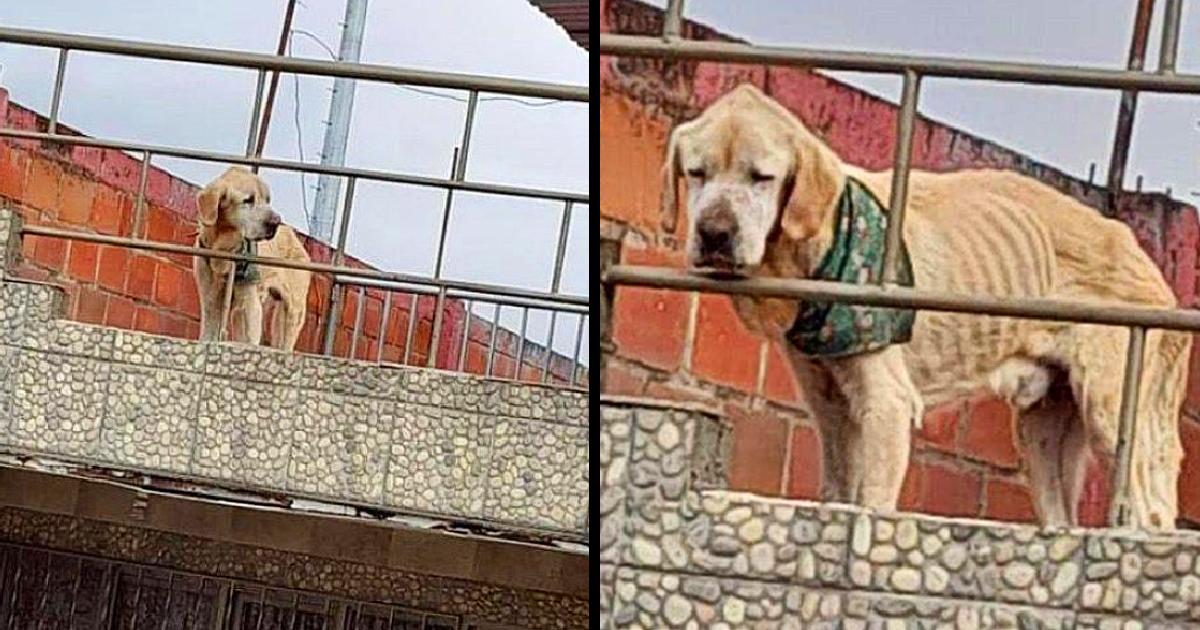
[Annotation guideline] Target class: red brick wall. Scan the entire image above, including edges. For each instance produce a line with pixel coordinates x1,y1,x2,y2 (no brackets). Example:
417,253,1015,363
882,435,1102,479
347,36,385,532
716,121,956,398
0,88,583,387
600,0,1200,526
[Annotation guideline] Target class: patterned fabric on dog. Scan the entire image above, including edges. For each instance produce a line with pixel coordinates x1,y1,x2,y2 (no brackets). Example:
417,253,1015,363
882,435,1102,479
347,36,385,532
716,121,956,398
233,238,261,285
786,176,916,358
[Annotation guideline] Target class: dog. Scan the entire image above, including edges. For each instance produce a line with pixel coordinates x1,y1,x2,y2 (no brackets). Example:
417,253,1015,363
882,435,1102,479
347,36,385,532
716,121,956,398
662,84,1191,530
194,166,311,351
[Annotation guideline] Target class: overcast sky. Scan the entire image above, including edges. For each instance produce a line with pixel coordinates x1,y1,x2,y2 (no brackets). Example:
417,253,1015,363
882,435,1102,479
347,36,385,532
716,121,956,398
647,0,1200,200
0,0,589,363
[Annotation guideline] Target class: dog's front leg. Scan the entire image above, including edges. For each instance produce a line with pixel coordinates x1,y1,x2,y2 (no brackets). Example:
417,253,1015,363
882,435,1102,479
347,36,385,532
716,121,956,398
830,347,921,511
196,263,229,342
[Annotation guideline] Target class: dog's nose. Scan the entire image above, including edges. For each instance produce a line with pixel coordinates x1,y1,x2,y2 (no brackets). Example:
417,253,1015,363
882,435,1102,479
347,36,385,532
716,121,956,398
697,212,738,260
265,212,282,228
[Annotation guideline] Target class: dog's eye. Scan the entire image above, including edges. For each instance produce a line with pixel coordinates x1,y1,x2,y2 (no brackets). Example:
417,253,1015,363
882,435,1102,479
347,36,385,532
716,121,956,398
245,194,256,205
686,167,706,180
750,169,775,183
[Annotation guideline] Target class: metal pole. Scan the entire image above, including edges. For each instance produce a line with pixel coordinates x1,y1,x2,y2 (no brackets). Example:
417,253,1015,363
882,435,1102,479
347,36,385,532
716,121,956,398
1108,325,1148,526
425,287,448,367
486,302,501,376
458,299,473,370
0,128,588,204
253,0,300,160
1107,0,1156,211
376,290,392,362
349,286,366,359
1160,0,1183,73
311,0,370,241
433,148,460,279
514,307,529,379
541,312,558,384
322,177,358,355
245,69,268,157
662,0,686,39
403,294,418,364
47,48,69,134
133,151,152,238
881,69,920,285
455,91,478,181
550,201,573,292
570,314,585,386
602,265,1200,333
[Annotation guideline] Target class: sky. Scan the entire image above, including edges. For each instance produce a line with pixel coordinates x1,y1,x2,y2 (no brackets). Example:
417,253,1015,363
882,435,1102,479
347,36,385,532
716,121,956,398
647,0,1200,200
0,0,589,364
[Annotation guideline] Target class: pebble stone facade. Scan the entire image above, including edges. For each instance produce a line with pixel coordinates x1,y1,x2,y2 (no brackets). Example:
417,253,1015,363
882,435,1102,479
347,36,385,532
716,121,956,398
600,396,1200,629
0,209,588,537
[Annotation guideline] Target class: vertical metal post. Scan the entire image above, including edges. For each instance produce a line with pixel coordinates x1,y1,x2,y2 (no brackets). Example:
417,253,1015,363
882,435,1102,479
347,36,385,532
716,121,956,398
550,201,574,293
128,568,145,629
433,147,460,278
881,69,921,285
349,286,366,359
514,307,530,380
426,287,448,367
403,294,418,365
253,0,300,161
133,151,152,238
322,177,357,355
310,0,370,241
1160,0,1183,73
245,69,268,157
486,302,501,376
1108,325,1148,527
663,0,686,39
458,299,473,370
1107,0,1156,212
159,573,176,630
47,48,69,134
571,313,586,386
376,290,392,363
255,587,267,630
541,312,558,384
189,577,206,626
65,558,83,623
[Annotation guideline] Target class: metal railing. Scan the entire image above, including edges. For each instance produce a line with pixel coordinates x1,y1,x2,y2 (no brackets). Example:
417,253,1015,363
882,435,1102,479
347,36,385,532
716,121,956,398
599,0,1191,526
0,25,590,389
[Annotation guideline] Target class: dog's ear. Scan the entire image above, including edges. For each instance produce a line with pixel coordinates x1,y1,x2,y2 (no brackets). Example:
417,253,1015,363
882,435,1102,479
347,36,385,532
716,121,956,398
779,131,844,242
197,185,222,227
660,125,684,235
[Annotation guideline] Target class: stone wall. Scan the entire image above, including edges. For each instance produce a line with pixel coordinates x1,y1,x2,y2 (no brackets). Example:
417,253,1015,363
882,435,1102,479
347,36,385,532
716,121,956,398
0,207,588,538
600,397,1200,628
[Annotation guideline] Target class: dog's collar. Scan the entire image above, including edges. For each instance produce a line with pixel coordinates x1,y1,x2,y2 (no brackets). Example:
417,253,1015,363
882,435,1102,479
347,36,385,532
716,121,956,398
233,238,260,285
786,176,916,358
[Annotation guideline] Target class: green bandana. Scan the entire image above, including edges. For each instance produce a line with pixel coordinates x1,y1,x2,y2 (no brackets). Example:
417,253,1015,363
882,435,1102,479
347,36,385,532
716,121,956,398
786,176,916,358
233,238,260,285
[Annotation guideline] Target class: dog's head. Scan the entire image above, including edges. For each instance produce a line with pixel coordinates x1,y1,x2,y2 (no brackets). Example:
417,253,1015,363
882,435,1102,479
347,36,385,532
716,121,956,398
196,166,282,241
662,84,845,275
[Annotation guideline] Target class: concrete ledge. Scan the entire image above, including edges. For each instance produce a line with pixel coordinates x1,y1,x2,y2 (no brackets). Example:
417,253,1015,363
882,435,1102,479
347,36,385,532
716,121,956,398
600,398,1200,628
0,208,589,537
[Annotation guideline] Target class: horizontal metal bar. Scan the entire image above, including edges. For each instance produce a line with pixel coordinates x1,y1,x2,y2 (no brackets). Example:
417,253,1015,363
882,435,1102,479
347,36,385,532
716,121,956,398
598,33,1200,94
330,275,589,313
605,265,1200,332
0,25,588,101
0,128,589,204
21,224,590,307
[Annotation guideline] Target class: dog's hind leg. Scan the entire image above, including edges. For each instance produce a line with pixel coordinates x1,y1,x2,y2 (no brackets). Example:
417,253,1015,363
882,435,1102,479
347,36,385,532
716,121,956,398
270,296,305,352
790,358,853,503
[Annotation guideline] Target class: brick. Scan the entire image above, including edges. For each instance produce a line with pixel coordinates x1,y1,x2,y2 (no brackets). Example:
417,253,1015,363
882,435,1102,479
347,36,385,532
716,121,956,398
692,294,761,392
982,477,1037,523
178,269,200,319
90,186,132,236
601,362,647,396
25,159,62,212
0,144,29,199
916,400,962,455
65,240,99,283
897,461,924,511
153,263,187,309
612,247,690,371
134,307,163,335
725,405,788,497
125,255,158,300
161,314,190,340
493,354,517,379
105,296,136,329
57,175,96,225
598,93,676,234
96,246,130,293
917,459,981,518
786,423,822,500
75,288,107,325
97,149,141,192
520,364,545,383
31,232,67,270
69,145,104,175
185,321,200,341
960,394,1019,469
762,342,802,406
145,205,175,243
643,380,714,405
1180,419,1200,525
362,294,383,339
1185,338,1200,416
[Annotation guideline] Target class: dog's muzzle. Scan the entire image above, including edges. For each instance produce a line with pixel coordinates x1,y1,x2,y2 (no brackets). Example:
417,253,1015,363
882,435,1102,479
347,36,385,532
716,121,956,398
695,207,739,270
